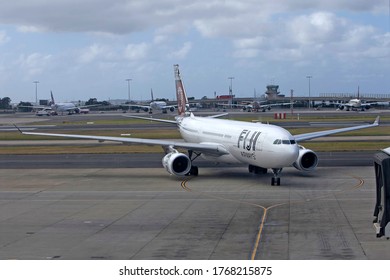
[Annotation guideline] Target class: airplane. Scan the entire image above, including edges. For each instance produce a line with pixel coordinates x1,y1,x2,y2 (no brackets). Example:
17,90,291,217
127,89,175,114
217,97,293,112
16,64,380,186
48,91,92,115
24,91,93,115
338,87,376,111
242,100,293,112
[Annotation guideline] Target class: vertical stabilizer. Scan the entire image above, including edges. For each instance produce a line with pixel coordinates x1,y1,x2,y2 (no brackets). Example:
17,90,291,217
50,91,55,105
174,64,188,116
357,86,360,100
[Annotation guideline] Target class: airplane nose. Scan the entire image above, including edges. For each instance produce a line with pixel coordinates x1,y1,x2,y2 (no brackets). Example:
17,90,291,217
282,144,299,165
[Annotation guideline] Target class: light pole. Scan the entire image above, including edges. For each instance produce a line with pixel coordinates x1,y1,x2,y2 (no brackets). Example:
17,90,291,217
33,81,39,104
306,76,312,109
228,77,234,106
125,78,132,101
228,77,234,96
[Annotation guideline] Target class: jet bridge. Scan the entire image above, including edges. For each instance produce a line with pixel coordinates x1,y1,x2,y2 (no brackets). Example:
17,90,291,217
373,147,390,238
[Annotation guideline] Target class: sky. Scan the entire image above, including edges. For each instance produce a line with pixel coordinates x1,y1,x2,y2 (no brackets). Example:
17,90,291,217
0,0,389,103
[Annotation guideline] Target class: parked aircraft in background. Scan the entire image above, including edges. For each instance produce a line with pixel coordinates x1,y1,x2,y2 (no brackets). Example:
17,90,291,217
128,89,175,114
17,65,380,185
217,99,293,112
48,92,91,115
338,87,376,111
242,100,293,112
22,91,93,116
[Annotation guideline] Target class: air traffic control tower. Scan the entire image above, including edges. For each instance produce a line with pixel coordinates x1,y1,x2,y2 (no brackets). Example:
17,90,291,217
373,147,390,238
265,85,285,100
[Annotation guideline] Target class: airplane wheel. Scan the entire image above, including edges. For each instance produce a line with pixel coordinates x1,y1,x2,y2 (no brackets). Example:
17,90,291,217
271,177,281,186
190,166,199,176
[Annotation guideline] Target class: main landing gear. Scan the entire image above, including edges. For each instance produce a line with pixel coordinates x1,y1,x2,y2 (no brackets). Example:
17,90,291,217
271,168,283,186
187,150,200,176
249,165,282,185
248,164,267,174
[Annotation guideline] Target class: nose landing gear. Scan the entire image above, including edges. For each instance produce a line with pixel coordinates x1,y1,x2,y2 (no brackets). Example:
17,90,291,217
271,168,283,186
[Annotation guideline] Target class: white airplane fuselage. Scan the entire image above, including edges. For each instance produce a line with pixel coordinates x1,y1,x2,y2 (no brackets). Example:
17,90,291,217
348,99,362,108
150,101,167,110
50,102,80,114
177,115,299,168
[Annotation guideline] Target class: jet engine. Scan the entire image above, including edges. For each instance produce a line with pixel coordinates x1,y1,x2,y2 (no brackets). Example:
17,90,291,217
293,147,318,171
169,106,175,112
338,104,345,110
162,152,191,176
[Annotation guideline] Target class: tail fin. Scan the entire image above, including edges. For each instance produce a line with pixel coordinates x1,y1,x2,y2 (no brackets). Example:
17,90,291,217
357,86,360,100
50,91,55,105
174,64,188,116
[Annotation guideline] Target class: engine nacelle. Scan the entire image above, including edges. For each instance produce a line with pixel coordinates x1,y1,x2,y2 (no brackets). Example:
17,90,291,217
162,152,191,176
293,147,318,171
169,106,175,112
338,105,345,110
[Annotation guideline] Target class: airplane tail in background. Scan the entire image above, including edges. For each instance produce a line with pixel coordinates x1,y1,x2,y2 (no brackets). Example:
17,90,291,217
50,91,55,105
174,64,188,116
357,86,360,100
151,88,154,101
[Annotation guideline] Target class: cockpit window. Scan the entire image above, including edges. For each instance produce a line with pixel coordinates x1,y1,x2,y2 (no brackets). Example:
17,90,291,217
274,139,296,145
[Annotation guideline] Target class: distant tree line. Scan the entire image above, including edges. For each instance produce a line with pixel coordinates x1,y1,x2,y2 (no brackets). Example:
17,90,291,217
0,97,11,109
85,98,111,107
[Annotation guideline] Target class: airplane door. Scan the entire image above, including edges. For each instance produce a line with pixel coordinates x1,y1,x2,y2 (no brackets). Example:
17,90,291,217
255,132,267,151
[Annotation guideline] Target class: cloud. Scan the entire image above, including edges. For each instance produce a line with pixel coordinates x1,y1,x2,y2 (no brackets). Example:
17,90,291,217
79,44,110,64
124,43,150,60
0,30,10,45
16,25,46,33
231,10,389,65
168,42,192,59
0,1,385,35
0,0,389,99
17,52,52,77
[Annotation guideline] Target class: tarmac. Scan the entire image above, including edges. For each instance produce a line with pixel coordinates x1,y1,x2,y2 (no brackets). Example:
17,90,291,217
0,165,388,260
0,110,389,260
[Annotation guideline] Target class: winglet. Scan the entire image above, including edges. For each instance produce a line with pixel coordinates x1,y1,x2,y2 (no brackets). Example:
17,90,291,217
374,116,380,126
13,124,23,133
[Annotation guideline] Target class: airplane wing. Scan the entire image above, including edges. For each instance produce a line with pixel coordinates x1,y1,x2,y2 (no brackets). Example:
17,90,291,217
123,112,228,123
294,116,379,142
18,105,49,110
132,105,151,110
123,114,177,124
259,102,292,107
16,128,229,156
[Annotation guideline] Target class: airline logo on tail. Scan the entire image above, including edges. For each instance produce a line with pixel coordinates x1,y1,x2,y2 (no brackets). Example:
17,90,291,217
174,64,188,116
